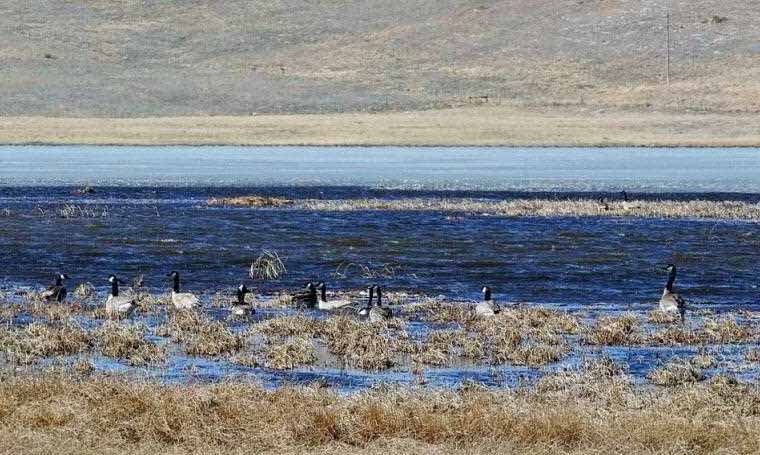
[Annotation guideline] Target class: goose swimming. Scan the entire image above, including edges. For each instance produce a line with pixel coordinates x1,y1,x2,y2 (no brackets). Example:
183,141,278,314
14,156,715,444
105,274,136,317
41,273,68,303
660,264,687,324
315,282,353,310
292,281,317,308
167,271,199,310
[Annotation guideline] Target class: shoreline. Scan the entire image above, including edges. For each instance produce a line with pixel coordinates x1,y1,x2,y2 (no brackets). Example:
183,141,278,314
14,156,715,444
2,106,760,147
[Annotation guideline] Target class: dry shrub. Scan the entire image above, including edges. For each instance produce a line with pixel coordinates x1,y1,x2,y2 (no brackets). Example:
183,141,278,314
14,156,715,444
97,322,165,366
648,359,705,386
208,195,293,207
582,313,642,345
264,337,317,370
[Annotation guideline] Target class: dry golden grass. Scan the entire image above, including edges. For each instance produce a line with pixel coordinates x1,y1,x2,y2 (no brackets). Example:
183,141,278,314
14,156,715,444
582,314,643,346
155,311,244,356
97,322,165,366
648,358,706,386
3,106,760,146
2,363,760,454
298,198,760,221
208,196,294,207
264,337,317,370
0,321,93,365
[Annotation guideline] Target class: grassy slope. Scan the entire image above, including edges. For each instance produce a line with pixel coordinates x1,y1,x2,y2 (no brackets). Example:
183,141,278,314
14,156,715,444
1,0,758,144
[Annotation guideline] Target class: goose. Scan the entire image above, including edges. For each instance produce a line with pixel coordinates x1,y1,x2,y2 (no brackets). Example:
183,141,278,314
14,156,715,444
369,285,392,322
475,286,501,318
105,274,137,317
659,264,687,324
231,284,254,317
167,271,199,310
41,273,69,303
292,281,317,308
598,197,610,212
620,191,641,211
357,285,374,317
315,282,353,310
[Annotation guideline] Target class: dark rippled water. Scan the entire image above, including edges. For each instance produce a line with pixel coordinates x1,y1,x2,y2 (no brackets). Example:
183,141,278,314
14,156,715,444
1,147,759,390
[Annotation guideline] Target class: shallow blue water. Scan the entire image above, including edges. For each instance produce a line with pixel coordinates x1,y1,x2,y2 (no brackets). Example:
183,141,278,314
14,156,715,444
2,146,760,192
1,147,759,390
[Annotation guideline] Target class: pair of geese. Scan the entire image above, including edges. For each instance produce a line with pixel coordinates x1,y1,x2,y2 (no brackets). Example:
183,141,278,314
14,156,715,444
40,264,687,323
287,281,392,322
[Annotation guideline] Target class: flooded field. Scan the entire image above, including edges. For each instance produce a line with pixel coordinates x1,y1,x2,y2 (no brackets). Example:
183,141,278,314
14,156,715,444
0,147,759,392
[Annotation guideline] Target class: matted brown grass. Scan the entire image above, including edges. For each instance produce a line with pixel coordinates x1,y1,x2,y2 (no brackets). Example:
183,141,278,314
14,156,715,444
1,364,760,454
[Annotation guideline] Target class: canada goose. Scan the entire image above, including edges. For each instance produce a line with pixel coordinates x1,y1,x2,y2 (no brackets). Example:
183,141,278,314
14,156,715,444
357,285,374,317
315,282,353,310
105,274,136,317
231,284,254,317
598,197,610,212
475,286,501,318
167,271,199,310
369,285,392,322
41,273,69,303
660,264,687,324
292,282,318,308
620,191,641,211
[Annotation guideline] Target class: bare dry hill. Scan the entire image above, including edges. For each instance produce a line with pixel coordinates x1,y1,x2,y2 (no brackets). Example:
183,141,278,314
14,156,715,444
1,0,758,118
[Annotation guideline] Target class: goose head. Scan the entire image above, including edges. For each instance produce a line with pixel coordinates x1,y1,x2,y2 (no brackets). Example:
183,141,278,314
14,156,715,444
167,271,181,291
373,285,382,307
481,286,492,301
358,285,374,316
236,284,251,303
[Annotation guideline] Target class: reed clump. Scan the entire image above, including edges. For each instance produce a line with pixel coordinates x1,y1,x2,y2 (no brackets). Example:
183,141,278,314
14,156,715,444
156,311,244,356
648,310,681,324
250,249,287,280
264,337,317,370
0,321,92,364
648,358,705,386
582,313,643,345
208,196,293,207
97,322,165,366
320,317,396,371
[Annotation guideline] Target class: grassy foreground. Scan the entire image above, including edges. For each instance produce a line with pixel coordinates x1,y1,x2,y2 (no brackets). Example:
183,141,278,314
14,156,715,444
1,364,759,455
4,106,760,146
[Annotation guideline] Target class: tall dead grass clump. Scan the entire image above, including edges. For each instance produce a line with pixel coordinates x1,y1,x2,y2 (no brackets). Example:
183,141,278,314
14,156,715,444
0,321,92,364
264,337,317,370
320,317,395,370
97,322,165,366
250,249,287,280
582,313,643,345
648,358,705,386
156,311,244,356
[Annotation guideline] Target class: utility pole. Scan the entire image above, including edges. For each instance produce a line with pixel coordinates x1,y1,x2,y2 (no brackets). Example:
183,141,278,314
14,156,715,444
666,12,671,87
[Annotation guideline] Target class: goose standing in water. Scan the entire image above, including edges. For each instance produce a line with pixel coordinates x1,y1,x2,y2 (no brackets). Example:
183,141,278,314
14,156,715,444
660,264,687,324
369,285,392,322
41,273,69,303
315,282,353,310
105,274,136,317
167,271,199,310
292,282,317,308
231,284,254,317
476,286,501,318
